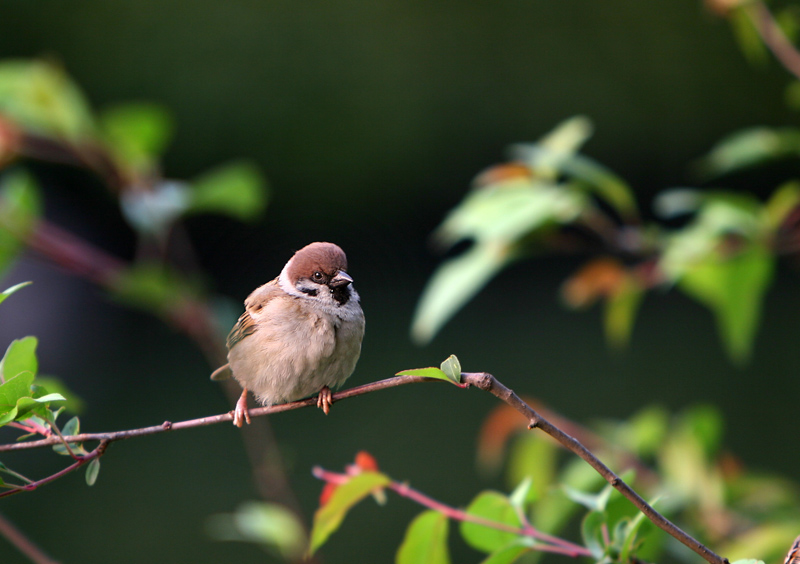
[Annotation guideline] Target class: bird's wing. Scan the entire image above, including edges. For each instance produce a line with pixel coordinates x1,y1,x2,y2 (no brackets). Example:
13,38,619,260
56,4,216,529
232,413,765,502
227,278,282,350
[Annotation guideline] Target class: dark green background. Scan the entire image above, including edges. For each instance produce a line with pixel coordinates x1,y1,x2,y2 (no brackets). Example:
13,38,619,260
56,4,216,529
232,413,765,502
1,1,798,563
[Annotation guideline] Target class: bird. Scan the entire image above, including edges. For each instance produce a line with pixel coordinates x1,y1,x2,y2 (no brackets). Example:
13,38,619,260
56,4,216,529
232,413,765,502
211,242,365,427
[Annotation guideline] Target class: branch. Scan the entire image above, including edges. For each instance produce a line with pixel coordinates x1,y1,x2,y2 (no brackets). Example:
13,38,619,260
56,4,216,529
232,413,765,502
0,511,60,564
746,1,800,81
0,371,728,564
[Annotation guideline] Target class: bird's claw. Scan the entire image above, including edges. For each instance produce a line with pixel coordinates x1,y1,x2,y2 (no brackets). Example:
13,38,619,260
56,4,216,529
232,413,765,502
316,386,333,415
233,389,251,427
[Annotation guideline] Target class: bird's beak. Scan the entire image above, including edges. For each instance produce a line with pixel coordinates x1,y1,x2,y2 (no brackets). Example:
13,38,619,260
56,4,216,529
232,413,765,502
329,270,353,288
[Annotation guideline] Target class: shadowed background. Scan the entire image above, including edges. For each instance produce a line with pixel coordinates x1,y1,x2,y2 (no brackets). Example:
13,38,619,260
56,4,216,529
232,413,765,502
1,1,799,562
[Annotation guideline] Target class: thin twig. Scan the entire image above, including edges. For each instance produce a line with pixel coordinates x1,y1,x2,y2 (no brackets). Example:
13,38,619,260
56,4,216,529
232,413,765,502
312,465,591,558
0,371,726,564
747,1,800,81
460,372,729,564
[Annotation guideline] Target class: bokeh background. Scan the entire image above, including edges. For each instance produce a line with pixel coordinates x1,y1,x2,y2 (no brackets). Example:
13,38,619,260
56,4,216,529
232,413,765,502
1,1,799,563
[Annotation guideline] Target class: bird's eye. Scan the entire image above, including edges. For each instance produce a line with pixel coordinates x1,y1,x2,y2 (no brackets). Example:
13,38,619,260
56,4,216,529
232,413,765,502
312,271,324,282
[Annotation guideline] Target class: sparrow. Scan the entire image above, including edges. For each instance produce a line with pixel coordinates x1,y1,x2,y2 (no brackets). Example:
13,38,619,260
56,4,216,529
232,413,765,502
211,242,365,427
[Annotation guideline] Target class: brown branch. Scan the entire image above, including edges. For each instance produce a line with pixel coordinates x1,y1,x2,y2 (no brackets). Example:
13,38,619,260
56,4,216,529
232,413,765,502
0,371,727,564
0,511,60,564
747,1,800,81
460,372,728,564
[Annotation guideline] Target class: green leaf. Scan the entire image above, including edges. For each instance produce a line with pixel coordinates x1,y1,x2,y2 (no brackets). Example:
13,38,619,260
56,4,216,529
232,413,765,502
698,126,800,178
0,336,38,381
100,102,173,173
508,477,533,512
507,434,557,506
0,171,42,280
34,376,84,414
395,367,450,381
187,160,269,221
396,510,450,564
460,491,522,554
730,7,769,67
0,372,33,425
581,510,606,559
110,263,202,315
479,540,534,564
764,181,800,231
411,243,515,345
563,482,613,512
309,471,391,555
604,278,644,348
0,59,95,140
678,243,774,363
0,281,31,306
62,415,80,436
438,355,462,383
85,458,100,486
206,501,307,560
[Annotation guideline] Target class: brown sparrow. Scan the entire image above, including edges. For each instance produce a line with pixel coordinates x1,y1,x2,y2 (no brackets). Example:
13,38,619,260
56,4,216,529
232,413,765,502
211,242,365,427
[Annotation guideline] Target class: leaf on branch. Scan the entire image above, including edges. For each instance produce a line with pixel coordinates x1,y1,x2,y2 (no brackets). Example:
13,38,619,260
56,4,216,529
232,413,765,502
396,510,451,564
396,367,450,381
309,471,391,555
698,126,800,178
100,102,174,175
186,160,269,222
0,281,31,306
85,458,100,486
480,539,535,564
0,336,38,381
0,59,95,140
460,491,523,554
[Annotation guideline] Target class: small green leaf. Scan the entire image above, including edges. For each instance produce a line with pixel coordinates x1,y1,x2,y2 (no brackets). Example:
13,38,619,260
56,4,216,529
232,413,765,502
764,181,800,231
206,501,307,560
309,471,391,555
508,478,533,512
62,415,80,436
187,160,268,221
100,102,173,173
0,171,42,280
0,281,31,306
604,278,644,348
395,367,450,381
85,458,100,486
0,336,38,381
562,482,613,512
460,491,522,554
439,355,462,383
698,126,800,178
581,510,606,559
396,510,450,564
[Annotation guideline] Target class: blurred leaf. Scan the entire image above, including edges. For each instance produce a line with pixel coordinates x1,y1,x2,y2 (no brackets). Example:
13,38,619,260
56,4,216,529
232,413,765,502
581,510,606,559
0,171,42,279
187,160,268,221
309,471,391,555
110,263,202,315
0,336,38,381
396,510,450,564
34,376,84,414
100,102,173,174
0,59,95,140
721,522,800,564
460,491,522,554
120,181,189,235
480,540,534,564
206,501,307,560
729,7,769,66
508,477,533,512
563,482,613,512
512,115,594,181
0,281,31,306
476,403,529,476
532,457,603,535
764,180,800,231
62,415,80,436
439,355,462,383
85,458,100,486
0,372,33,425
604,277,644,348
678,243,773,363
679,405,723,457
615,405,670,457
506,434,557,505
698,126,800,178
412,243,515,345
619,506,650,562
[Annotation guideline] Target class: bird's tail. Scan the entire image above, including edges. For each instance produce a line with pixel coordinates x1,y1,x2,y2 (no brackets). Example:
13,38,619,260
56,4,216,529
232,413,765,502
210,363,232,381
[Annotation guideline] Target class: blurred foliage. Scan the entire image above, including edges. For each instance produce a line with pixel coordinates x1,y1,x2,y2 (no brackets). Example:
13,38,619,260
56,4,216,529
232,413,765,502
412,114,800,363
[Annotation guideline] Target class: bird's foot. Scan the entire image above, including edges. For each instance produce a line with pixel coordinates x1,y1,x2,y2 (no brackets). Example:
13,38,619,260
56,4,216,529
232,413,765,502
233,388,251,427
316,386,333,415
